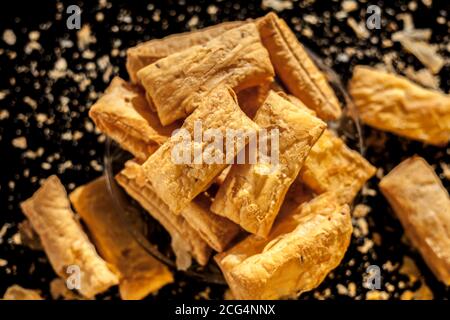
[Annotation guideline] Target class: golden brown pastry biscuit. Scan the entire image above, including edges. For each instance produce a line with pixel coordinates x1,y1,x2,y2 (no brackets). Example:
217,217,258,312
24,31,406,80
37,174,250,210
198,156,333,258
211,91,326,237
181,194,241,252
142,86,260,214
89,77,179,161
69,177,173,300
2,285,43,300
349,66,450,146
300,130,376,204
257,12,341,120
379,156,450,285
115,160,212,268
137,23,274,125
20,176,119,298
126,21,245,83
215,192,352,299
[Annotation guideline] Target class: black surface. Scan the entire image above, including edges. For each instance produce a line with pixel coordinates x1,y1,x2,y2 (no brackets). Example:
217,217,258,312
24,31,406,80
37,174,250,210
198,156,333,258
0,0,449,300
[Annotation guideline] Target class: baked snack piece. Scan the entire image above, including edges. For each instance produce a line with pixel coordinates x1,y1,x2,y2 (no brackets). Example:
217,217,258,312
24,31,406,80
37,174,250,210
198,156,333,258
126,21,245,83
257,12,341,120
89,77,179,161
142,86,260,214
300,130,376,204
116,160,212,268
211,91,326,237
2,285,43,300
215,192,352,299
20,176,119,298
69,176,173,300
349,66,450,146
137,23,274,125
180,194,240,252
379,156,450,285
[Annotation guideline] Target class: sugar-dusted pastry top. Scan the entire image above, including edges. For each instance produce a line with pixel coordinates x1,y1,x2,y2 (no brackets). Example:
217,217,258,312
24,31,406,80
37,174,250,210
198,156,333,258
379,156,450,285
137,23,274,125
116,160,212,268
215,192,352,300
126,21,245,83
142,85,260,214
257,12,341,120
211,91,326,237
20,176,119,298
300,129,376,204
89,77,179,161
349,66,450,146
70,176,173,300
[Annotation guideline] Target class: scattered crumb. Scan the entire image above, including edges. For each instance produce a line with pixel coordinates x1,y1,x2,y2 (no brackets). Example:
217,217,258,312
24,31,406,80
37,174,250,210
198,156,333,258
392,14,444,74
347,17,369,39
0,258,7,267
3,29,16,45
440,162,450,180
404,67,440,89
77,24,96,50
353,204,371,218
24,96,38,109
341,0,358,13
357,238,374,254
0,109,10,120
366,290,390,300
261,0,293,12
12,137,27,149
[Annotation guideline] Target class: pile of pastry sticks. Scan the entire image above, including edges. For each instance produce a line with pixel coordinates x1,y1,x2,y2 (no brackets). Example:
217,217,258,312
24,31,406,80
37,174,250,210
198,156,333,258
18,11,450,300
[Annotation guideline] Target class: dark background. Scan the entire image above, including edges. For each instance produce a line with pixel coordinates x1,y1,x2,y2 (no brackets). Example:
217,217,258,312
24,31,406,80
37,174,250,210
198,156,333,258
0,0,449,300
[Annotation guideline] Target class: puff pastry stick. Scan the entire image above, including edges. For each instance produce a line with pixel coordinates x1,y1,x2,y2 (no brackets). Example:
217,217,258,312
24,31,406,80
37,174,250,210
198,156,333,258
300,130,376,204
89,77,179,161
126,21,245,83
379,156,450,285
137,23,274,125
20,176,119,298
142,86,260,214
69,177,173,300
215,192,352,300
257,12,341,120
181,194,241,252
349,66,450,146
115,160,212,268
212,91,326,237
